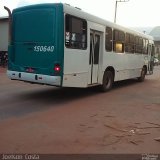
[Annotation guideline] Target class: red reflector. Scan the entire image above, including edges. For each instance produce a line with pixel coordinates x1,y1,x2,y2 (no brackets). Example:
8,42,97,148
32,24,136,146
26,68,34,73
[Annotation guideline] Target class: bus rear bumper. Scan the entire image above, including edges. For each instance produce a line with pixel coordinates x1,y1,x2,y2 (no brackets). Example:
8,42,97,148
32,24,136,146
7,70,61,86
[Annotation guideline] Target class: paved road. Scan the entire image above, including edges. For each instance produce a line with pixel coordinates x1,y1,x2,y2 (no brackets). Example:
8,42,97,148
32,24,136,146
0,66,160,153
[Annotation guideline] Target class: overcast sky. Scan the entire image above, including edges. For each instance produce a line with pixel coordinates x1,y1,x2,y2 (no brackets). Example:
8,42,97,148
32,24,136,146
0,0,160,27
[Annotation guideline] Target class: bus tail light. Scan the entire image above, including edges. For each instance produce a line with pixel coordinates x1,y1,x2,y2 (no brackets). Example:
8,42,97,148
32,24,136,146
54,64,61,73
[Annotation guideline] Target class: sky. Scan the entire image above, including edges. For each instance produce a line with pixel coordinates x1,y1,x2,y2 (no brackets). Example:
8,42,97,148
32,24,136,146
0,0,160,28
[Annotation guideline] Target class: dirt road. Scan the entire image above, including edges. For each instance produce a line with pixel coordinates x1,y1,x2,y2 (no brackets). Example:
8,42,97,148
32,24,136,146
0,66,160,153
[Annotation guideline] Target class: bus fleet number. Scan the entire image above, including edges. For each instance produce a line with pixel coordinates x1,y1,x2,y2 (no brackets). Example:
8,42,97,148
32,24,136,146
34,46,54,53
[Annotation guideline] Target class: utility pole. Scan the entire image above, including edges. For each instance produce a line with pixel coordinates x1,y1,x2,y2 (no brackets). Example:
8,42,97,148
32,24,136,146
114,0,129,23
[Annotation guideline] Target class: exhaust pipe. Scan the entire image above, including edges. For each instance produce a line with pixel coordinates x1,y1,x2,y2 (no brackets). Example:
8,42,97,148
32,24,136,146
4,6,12,44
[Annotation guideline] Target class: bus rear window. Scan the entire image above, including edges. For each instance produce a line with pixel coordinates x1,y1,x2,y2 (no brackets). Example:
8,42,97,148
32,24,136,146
65,14,87,50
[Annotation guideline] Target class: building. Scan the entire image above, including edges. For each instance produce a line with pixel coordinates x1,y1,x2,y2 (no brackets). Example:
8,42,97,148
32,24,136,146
0,17,9,53
149,26,160,59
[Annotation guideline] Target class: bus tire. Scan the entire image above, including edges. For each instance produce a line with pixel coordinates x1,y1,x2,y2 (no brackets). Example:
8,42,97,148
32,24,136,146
137,67,146,82
100,71,113,92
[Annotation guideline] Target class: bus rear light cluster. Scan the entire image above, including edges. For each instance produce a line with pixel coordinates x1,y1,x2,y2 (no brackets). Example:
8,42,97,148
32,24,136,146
54,64,61,73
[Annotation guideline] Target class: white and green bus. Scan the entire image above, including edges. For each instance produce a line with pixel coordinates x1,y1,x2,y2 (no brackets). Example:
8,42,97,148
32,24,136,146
7,3,154,91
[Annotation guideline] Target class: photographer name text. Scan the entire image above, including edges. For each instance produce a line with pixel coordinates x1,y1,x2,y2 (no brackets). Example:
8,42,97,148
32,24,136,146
1,154,39,160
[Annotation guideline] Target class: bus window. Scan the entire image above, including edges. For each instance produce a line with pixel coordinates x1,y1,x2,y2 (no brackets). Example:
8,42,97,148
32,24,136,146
143,39,148,55
94,35,100,64
105,27,112,52
113,30,125,53
146,40,149,55
115,42,123,53
135,36,143,54
125,33,135,54
139,37,143,54
152,45,155,56
65,14,87,50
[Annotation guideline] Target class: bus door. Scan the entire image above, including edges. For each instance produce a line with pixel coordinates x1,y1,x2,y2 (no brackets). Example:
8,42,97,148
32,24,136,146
147,44,154,74
88,30,101,84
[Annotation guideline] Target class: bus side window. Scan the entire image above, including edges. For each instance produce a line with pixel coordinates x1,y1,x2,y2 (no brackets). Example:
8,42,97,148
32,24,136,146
125,33,135,54
139,38,143,54
65,14,87,50
135,36,143,54
115,42,124,53
113,30,125,53
144,39,149,55
151,45,155,56
105,27,112,52
143,39,148,55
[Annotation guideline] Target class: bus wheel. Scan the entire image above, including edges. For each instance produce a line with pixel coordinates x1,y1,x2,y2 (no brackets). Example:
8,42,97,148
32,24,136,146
137,67,146,82
101,71,113,92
